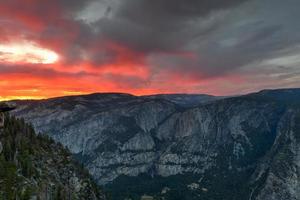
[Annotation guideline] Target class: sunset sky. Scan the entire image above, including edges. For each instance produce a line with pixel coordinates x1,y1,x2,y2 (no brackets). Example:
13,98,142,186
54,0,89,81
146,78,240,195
0,0,300,100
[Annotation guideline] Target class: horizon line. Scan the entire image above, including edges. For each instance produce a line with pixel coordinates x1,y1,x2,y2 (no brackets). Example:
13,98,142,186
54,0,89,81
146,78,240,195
1,87,299,102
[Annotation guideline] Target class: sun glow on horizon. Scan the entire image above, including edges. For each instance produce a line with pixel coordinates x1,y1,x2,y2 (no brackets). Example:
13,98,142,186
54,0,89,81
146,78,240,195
0,42,59,64
0,95,46,101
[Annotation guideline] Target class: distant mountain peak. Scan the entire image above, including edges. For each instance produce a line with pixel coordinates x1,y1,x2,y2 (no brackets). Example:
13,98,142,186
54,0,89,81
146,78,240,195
6,88,300,200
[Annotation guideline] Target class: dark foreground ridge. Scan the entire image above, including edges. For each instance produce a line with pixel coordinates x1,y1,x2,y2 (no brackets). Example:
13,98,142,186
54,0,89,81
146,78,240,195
0,114,106,200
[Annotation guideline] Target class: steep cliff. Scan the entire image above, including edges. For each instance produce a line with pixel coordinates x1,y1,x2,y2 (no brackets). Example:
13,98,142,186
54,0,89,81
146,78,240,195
8,89,300,200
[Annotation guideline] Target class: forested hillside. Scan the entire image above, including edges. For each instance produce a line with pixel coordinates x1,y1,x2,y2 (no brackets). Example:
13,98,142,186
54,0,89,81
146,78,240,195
0,114,106,200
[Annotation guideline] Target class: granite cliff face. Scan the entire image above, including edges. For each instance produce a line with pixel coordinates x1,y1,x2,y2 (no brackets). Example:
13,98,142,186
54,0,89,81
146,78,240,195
249,108,300,200
8,89,300,200
10,93,178,184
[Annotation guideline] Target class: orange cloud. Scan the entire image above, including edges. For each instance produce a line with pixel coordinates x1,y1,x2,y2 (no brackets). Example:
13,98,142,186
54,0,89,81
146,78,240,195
2,0,295,101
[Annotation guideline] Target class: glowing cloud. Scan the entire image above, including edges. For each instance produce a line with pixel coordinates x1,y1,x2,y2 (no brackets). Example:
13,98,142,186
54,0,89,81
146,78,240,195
0,0,299,100
0,42,59,64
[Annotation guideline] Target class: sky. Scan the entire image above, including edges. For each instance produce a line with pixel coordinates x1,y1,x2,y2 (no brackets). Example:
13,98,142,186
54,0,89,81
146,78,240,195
0,0,300,100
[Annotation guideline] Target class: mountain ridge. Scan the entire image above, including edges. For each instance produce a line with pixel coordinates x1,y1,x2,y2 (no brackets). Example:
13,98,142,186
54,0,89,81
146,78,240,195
4,87,300,102
5,88,300,200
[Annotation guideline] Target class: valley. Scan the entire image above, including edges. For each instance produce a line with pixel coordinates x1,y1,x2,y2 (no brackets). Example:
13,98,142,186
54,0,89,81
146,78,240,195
5,88,300,199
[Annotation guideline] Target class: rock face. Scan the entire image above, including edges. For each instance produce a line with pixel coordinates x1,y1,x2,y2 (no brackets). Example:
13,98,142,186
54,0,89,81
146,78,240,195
8,89,300,199
10,93,178,184
249,109,300,200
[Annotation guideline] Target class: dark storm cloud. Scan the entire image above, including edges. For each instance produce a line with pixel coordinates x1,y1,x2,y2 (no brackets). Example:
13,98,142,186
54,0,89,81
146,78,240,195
82,0,300,80
138,0,300,78
117,0,249,25
185,24,286,76
96,0,250,53
149,23,290,78
1,0,300,96
61,0,95,12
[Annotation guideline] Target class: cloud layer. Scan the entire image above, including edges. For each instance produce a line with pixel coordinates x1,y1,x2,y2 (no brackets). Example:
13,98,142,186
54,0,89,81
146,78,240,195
0,0,300,99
